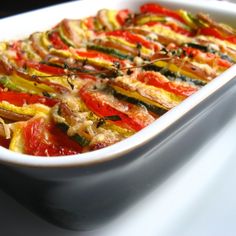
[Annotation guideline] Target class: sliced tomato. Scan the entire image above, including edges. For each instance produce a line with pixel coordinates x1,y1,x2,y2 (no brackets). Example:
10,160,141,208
79,85,150,131
77,73,98,81
198,27,223,39
83,16,96,30
199,27,236,45
182,46,199,57
106,30,159,50
0,91,58,107
140,3,186,24
48,31,68,50
116,9,132,26
226,35,236,44
23,117,82,156
137,71,197,97
217,58,232,68
27,61,65,75
75,50,126,69
165,22,193,36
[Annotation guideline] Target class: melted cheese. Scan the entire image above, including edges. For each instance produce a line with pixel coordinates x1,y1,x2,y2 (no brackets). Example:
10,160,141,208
113,76,183,109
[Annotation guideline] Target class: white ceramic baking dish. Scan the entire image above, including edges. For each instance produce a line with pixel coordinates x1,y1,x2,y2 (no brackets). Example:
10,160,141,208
0,0,236,230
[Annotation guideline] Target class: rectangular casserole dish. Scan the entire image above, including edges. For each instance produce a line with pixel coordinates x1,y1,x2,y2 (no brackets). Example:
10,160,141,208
0,0,236,230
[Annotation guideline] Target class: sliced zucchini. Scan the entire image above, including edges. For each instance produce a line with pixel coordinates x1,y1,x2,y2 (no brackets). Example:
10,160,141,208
87,44,134,60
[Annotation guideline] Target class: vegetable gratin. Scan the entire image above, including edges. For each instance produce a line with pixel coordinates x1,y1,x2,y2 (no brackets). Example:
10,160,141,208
0,3,235,156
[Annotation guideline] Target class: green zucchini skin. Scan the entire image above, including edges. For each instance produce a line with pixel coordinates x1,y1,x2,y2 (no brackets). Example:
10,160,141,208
184,43,209,52
183,43,235,63
142,64,207,87
56,123,90,147
112,89,168,116
87,44,134,60
0,76,23,92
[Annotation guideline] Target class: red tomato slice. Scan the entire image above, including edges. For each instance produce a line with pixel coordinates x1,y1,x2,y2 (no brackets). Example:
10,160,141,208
116,9,132,26
48,31,68,50
77,73,97,81
137,71,197,97
79,85,147,131
199,27,236,45
140,3,186,24
198,27,223,39
23,117,82,156
27,61,65,75
75,50,125,66
217,58,232,68
226,35,236,44
106,30,159,50
0,91,58,107
83,16,96,30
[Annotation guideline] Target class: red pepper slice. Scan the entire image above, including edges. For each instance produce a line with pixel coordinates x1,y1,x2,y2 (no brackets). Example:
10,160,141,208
48,31,68,50
165,22,193,36
116,9,132,26
83,16,96,30
226,35,236,44
106,30,159,50
182,46,199,57
76,50,121,62
75,50,125,66
199,27,236,45
198,27,223,39
137,71,197,97
217,58,232,68
27,61,99,82
23,117,82,156
27,61,65,75
79,85,146,131
140,3,186,24
0,91,58,107
77,73,97,81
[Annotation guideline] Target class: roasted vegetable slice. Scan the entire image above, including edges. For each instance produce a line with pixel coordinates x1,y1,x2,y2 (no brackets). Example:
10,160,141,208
0,74,57,96
136,71,198,97
0,102,50,121
0,90,58,107
79,82,155,131
140,3,186,24
51,103,129,151
22,117,82,156
114,73,183,108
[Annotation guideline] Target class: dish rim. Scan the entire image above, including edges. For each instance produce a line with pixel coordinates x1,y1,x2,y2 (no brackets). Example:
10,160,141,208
0,0,236,168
